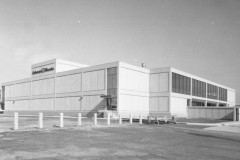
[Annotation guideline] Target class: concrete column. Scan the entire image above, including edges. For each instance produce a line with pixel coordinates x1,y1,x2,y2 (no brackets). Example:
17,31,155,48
129,114,132,124
107,113,110,125
94,113,97,125
139,114,142,124
14,112,18,130
119,114,122,124
39,112,43,129
60,113,64,128
205,100,207,107
78,113,82,125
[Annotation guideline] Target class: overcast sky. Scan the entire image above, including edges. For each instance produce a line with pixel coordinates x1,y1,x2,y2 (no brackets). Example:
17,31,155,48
0,0,239,104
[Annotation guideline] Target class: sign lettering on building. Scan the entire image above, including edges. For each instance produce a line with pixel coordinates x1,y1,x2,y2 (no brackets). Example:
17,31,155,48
32,67,54,75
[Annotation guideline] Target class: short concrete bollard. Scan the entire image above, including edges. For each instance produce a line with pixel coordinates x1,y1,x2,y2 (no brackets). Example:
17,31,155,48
107,113,110,125
39,112,43,129
14,112,18,130
78,113,82,125
130,114,132,124
60,113,64,128
94,113,97,125
139,114,142,124
119,114,122,124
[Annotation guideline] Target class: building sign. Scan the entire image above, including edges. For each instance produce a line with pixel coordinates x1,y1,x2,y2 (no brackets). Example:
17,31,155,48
32,67,54,75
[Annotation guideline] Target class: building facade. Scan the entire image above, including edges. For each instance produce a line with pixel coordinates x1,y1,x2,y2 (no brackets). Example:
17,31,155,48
0,59,236,118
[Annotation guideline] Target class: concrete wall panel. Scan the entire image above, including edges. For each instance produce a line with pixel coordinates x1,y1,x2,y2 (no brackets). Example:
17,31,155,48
83,70,105,91
149,97,158,112
227,90,235,106
5,85,15,98
56,74,81,93
119,94,149,112
81,95,104,111
32,78,54,95
55,97,81,110
14,100,31,110
31,98,54,110
171,97,188,117
15,82,31,97
119,68,149,92
159,97,169,112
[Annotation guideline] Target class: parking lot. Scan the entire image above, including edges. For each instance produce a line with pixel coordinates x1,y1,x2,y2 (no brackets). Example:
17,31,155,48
0,115,240,160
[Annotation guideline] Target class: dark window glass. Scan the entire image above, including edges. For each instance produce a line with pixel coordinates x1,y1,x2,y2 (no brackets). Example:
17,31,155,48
207,84,218,100
172,73,176,92
172,73,190,95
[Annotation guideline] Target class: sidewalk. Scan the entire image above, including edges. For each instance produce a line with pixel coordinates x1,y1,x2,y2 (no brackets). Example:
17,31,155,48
183,121,240,133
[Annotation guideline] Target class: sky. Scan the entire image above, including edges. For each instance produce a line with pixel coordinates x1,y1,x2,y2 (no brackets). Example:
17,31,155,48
0,0,240,104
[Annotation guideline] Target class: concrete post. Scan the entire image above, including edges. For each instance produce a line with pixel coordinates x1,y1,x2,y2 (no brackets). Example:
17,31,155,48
60,113,64,128
119,114,122,124
107,113,110,125
139,114,142,124
78,113,82,125
39,112,43,129
94,113,97,125
14,112,18,130
130,114,132,124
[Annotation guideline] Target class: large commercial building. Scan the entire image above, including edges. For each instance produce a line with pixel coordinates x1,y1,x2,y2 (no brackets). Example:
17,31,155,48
0,59,236,118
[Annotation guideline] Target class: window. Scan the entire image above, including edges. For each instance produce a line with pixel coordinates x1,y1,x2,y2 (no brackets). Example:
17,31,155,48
219,87,227,101
207,84,218,100
192,79,206,98
172,72,191,95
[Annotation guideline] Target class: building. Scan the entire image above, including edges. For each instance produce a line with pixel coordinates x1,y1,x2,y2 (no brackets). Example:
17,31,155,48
0,59,236,118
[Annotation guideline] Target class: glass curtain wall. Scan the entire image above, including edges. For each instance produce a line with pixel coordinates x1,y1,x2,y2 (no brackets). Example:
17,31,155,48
219,87,227,101
207,84,218,100
172,72,191,95
192,79,206,98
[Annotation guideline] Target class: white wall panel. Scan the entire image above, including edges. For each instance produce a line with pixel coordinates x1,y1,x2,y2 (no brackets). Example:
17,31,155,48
31,98,54,110
150,74,159,92
5,101,14,110
15,82,31,97
97,70,105,90
159,73,169,92
83,70,105,91
82,72,90,91
81,95,104,111
14,100,30,110
149,97,169,112
150,73,169,93
227,90,235,106
159,97,169,112
5,85,15,98
149,97,158,112
55,97,81,110
56,74,81,93
119,94,149,112
171,97,187,117
119,68,149,92
32,78,54,95
90,71,98,90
